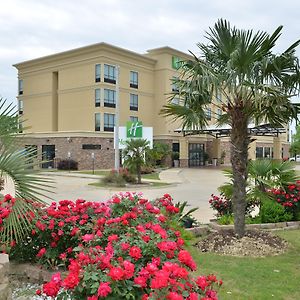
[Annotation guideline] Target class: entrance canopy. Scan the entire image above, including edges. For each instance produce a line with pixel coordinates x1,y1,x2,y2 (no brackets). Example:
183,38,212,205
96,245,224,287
175,123,286,138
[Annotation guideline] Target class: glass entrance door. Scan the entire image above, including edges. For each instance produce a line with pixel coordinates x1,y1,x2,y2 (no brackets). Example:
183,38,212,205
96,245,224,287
188,143,205,167
42,145,55,168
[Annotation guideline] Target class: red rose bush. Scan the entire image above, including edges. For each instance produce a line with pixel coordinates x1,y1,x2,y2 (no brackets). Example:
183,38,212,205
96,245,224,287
2,193,221,299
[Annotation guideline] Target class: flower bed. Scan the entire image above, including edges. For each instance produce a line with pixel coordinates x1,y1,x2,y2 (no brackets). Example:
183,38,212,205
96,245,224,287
2,193,221,299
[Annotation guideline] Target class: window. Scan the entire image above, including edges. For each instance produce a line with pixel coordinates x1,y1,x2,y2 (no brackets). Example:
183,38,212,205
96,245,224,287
104,89,116,108
217,108,222,119
256,146,273,158
18,99,23,115
130,94,138,111
95,64,101,82
95,89,101,107
205,108,211,121
130,116,138,122
18,79,23,95
130,71,138,88
104,64,116,84
104,113,115,132
171,77,179,92
95,113,101,131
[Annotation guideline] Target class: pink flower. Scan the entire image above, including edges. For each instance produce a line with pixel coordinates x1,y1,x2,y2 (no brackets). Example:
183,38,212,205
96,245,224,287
37,248,46,258
82,234,94,242
98,282,112,298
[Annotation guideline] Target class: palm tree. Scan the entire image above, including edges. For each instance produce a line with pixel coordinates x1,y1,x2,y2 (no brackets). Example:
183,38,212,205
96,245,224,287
0,99,53,246
123,139,150,184
162,20,300,237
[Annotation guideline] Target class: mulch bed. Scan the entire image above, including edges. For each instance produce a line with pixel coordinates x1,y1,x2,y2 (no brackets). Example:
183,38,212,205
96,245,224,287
196,229,289,257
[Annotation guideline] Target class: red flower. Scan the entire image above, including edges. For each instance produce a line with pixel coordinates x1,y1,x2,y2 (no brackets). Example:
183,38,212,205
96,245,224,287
129,246,142,260
178,250,196,270
37,248,46,258
166,292,183,300
63,272,80,289
43,281,60,297
134,276,148,287
108,267,124,281
98,282,112,298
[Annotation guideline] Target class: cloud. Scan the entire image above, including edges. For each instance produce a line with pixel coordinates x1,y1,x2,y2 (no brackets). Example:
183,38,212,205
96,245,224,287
0,0,299,102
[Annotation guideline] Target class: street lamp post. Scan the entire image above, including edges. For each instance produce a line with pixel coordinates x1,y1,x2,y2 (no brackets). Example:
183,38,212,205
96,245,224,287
91,152,95,175
67,151,71,173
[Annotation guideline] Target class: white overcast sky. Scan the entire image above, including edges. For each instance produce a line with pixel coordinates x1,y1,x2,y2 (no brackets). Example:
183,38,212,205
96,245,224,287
0,0,299,105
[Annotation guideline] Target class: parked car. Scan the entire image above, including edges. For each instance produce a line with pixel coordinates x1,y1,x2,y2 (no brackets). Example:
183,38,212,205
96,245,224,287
289,155,300,162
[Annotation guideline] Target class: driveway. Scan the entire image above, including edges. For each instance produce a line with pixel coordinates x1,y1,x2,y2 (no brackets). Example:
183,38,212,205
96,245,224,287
38,168,227,224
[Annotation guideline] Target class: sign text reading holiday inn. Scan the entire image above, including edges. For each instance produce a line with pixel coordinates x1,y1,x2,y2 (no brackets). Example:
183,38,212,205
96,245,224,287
114,122,153,149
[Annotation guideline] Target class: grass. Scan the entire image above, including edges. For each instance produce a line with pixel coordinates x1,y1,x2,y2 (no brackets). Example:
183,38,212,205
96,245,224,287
89,180,170,188
188,229,300,300
78,170,161,180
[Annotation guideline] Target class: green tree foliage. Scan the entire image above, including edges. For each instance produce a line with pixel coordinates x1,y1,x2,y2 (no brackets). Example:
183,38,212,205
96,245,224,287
146,142,171,166
0,98,53,246
290,125,300,156
161,19,300,237
122,139,150,184
219,159,299,205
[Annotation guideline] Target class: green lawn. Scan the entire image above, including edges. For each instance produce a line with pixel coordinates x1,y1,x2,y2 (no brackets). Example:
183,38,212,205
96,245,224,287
188,229,300,300
79,170,161,180
89,180,169,188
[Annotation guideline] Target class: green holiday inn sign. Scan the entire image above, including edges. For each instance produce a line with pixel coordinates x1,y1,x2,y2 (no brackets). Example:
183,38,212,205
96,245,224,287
126,121,143,138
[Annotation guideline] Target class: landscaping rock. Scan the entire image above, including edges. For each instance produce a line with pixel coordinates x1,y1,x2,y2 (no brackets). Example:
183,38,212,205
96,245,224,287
196,229,289,257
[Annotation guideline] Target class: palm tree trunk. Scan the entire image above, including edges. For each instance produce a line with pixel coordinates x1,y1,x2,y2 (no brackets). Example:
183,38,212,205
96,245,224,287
137,165,142,184
230,109,249,238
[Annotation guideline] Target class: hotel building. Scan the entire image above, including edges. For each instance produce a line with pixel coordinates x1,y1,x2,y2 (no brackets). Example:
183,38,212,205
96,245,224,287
14,43,290,169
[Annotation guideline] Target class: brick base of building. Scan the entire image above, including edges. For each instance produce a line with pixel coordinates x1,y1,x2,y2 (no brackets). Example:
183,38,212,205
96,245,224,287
21,136,116,170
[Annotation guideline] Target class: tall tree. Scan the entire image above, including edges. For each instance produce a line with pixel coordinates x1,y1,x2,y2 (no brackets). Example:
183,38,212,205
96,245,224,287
162,20,300,237
123,139,150,184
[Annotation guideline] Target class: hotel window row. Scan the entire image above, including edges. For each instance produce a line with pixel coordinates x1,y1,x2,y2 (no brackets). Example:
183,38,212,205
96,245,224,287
95,65,138,89
95,113,139,132
95,89,138,111
95,113,115,132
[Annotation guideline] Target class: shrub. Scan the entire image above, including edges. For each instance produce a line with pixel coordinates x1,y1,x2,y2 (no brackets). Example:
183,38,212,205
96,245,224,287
270,181,300,220
260,200,293,223
102,168,136,187
141,165,155,174
209,194,258,218
57,159,78,170
218,214,234,225
3,193,221,299
209,194,232,217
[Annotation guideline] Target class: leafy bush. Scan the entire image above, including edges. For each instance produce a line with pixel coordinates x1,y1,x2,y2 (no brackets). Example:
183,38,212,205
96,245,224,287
270,181,300,220
102,168,136,187
260,200,293,223
209,194,257,218
209,194,232,217
57,159,78,170
3,193,221,299
141,165,155,174
217,214,234,225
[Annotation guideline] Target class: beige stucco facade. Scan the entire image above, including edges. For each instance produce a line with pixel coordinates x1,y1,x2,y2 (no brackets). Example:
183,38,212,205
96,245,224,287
14,42,289,169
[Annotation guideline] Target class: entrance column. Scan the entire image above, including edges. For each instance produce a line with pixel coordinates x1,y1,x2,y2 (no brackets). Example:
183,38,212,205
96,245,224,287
273,136,282,160
248,139,256,160
179,137,189,167
211,138,221,165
